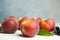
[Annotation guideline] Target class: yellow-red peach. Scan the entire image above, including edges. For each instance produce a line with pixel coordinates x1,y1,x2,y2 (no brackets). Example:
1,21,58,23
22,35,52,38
40,18,55,31
20,19,39,37
18,16,29,30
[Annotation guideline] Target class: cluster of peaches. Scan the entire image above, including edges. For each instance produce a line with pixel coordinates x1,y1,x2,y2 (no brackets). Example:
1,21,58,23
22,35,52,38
1,16,55,37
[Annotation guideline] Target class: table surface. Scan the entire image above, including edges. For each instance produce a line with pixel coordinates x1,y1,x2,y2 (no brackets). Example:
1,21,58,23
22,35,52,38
0,23,60,40
0,30,60,40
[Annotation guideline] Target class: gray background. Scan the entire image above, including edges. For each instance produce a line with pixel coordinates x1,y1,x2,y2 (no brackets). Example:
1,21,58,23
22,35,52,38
0,0,60,23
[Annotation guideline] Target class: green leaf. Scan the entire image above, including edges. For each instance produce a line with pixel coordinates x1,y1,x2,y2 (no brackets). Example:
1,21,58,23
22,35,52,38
0,27,2,32
38,29,53,36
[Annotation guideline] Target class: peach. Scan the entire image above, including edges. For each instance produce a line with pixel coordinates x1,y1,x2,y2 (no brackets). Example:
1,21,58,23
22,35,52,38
2,16,19,33
45,18,55,31
19,16,29,25
20,19,39,37
31,17,42,29
40,21,51,31
40,18,55,31
18,17,23,30
31,17,42,23
18,16,29,29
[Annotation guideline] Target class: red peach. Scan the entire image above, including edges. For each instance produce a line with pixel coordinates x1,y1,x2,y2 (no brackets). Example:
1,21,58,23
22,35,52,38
31,17,42,23
40,18,55,31
45,18,55,31
2,16,19,33
18,16,29,30
40,20,51,31
20,19,39,37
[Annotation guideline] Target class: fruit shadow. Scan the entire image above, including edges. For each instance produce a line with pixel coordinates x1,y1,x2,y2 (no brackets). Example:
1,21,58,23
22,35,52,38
0,31,14,34
17,34,34,38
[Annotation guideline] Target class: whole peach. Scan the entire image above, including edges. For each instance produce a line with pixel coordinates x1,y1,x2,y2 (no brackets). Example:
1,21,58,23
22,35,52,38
40,18,55,31
20,19,39,37
45,18,55,31
2,16,19,33
18,16,29,29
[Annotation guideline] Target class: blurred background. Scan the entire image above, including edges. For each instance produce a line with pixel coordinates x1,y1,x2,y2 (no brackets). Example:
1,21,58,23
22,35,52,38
0,0,60,23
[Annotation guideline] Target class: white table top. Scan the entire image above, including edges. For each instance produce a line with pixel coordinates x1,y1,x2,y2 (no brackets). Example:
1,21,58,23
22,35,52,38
0,30,60,40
